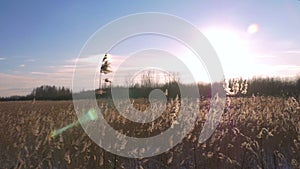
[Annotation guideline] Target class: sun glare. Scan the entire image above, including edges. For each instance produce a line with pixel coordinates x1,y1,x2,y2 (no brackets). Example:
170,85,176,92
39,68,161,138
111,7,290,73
202,27,255,79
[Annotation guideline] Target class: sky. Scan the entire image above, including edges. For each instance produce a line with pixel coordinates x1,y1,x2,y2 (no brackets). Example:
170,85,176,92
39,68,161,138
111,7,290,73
0,0,300,97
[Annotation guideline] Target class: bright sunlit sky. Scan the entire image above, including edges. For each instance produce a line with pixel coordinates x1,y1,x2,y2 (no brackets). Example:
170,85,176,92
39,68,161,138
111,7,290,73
0,0,300,96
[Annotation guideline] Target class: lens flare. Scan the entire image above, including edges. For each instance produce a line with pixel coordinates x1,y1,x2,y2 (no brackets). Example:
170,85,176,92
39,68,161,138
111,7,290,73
50,108,98,138
247,24,259,34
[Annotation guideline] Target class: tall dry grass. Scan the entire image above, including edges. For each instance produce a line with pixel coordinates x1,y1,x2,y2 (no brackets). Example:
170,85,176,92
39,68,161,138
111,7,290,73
0,96,299,168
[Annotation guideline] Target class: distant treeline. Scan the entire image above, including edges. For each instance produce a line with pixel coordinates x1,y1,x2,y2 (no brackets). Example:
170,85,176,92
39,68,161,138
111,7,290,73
247,77,300,97
1,77,300,101
0,85,72,101
94,77,300,99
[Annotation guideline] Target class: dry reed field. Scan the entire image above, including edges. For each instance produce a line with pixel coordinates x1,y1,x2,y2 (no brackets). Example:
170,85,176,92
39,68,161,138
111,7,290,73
0,96,300,169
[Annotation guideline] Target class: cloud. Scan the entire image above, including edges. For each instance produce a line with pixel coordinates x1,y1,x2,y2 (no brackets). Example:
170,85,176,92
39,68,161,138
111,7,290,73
249,64,300,78
25,59,36,62
0,57,6,61
66,54,99,64
1,50,299,97
30,72,52,75
47,66,56,69
0,61,77,97
0,70,74,97
282,50,300,54
19,64,25,67
0,73,38,97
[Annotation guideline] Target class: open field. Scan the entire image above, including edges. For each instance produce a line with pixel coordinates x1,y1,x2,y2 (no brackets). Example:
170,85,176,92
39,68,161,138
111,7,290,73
0,96,300,169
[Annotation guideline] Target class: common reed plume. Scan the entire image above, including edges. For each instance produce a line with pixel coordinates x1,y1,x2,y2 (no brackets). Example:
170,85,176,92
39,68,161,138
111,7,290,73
98,53,112,94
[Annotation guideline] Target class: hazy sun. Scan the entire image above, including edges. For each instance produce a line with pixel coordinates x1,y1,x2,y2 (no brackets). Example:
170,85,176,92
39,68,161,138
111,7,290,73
202,27,255,78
